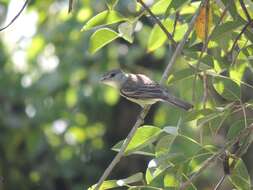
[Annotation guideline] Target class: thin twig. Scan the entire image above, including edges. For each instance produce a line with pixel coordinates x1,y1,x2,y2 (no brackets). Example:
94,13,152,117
179,123,253,190
0,0,29,32
214,174,226,190
202,72,208,108
230,20,253,56
137,0,177,48
68,0,74,13
238,0,252,23
94,1,207,189
231,38,248,65
172,11,180,37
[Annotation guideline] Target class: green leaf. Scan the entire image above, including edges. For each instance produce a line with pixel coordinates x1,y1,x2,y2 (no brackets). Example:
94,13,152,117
226,119,246,140
151,0,172,15
174,23,188,41
88,180,118,190
229,159,251,190
165,0,190,16
212,73,241,101
163,126,178,135
117,172,143,185
112,143,155,156
187,148,213,174
155,134,177,156
184,109,214,122
169,135,202,164
118,22,134,43
167,67,195,84
88,173,143,190
82,10,126,31
112,125,162,155
106,0,119,10
197,111,225,127
89,28,119,54
147,19,173,52
211,21,243,41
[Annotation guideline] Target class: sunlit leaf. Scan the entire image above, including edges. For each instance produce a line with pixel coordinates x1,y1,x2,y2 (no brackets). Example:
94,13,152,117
212,72,241,101
117,172,143,185
88,180,118,190
112,125,162,155
106,0,119,10
151,0,172,15
82,10,126,31
165,0,190,16
89,28,119,54
163,126,178,135
118,22,134,43
147,19,173,52
211,21,243,41
174,23,188,41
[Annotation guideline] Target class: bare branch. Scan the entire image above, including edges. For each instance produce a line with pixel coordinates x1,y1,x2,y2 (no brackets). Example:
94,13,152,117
94,0,208,189
0,0,29,32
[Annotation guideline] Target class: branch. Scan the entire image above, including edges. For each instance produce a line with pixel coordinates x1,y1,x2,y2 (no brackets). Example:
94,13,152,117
238,0,252,23
230,20,253,55
179,123,253,190
68,0,74,13
0,0,29,32
94,0,208,189
94,106,151,190
172,11,180,37
137,0,177,48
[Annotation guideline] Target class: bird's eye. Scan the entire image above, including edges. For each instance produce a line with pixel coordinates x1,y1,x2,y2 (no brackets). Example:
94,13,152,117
110,73,116,77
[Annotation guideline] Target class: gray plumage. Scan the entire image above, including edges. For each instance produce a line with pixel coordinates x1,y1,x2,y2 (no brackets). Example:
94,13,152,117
100,69,193,110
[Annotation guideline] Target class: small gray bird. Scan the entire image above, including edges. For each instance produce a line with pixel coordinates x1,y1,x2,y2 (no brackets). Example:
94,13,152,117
100,69,193,110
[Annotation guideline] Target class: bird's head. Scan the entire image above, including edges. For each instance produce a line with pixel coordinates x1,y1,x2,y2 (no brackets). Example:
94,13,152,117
100,69,128,88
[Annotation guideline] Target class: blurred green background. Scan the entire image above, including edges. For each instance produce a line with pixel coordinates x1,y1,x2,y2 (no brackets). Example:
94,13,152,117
0,0,253,190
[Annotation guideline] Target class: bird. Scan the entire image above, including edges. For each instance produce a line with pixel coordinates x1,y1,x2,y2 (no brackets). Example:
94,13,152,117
100,69,193,111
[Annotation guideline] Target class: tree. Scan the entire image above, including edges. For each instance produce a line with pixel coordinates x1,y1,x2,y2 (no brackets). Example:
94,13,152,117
0,0,253,190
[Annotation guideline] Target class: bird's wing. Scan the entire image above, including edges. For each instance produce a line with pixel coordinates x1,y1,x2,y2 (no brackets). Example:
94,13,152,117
120,84,166,100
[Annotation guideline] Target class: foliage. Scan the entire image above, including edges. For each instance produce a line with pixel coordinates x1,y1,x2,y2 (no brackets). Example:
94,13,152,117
0,0,253,190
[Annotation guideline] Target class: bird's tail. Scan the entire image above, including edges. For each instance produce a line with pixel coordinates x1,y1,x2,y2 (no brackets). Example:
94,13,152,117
163,95,193,111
